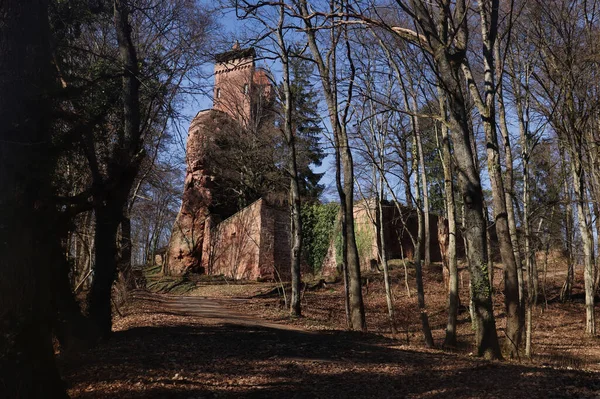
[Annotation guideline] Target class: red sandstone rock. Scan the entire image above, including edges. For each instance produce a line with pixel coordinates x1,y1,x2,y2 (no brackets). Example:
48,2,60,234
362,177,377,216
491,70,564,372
166,45,276,277
164,110,216,275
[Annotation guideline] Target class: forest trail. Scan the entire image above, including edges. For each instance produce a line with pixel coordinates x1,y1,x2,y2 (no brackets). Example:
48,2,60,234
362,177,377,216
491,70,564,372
125,291,305,331
59,291,600,398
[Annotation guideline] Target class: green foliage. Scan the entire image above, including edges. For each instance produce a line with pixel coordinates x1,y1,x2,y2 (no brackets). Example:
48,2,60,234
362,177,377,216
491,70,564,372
275,55,326,201
301,202,339,273
333,219,374,268
355,224,374,261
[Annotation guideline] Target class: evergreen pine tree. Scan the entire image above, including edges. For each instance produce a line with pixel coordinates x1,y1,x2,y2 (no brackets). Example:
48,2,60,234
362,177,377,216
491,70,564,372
286,57,325,201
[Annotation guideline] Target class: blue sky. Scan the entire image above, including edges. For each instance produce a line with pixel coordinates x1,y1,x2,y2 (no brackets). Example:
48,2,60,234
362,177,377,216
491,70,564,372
172,4,339,201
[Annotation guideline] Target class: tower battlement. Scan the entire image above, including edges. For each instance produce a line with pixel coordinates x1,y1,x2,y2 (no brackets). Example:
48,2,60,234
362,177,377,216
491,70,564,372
213,44,271,126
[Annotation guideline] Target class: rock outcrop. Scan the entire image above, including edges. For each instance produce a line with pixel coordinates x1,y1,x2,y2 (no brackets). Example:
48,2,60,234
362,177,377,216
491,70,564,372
164,110,218,275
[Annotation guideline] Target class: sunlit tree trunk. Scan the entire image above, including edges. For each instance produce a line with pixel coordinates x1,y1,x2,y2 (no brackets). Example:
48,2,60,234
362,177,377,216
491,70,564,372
276,5,303,316
462,0,521,357
299,0,365,330
413,136,435,348
437,89,459,348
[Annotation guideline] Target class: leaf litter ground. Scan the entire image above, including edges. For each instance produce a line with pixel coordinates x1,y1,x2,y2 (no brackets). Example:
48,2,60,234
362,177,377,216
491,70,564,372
60,261,600,398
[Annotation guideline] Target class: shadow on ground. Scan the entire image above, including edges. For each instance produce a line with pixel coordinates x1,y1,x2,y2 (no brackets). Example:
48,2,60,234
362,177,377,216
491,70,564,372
59,295,600,399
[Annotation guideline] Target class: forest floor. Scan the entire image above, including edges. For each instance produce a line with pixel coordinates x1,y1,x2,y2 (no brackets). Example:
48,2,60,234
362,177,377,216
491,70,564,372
59,260,600,398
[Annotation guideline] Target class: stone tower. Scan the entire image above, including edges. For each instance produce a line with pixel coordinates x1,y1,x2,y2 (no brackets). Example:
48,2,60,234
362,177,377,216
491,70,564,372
164,45,272,276
213,43,272,126
213,43,255,124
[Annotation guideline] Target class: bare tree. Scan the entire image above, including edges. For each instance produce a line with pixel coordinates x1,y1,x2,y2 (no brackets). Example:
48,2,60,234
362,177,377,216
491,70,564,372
296,0,367,331
437,87,459,348
376,0,502,358
528,0,598,336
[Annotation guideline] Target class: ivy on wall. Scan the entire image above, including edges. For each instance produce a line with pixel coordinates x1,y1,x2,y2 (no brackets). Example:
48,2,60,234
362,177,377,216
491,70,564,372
334,220,374,268
301,203,339,274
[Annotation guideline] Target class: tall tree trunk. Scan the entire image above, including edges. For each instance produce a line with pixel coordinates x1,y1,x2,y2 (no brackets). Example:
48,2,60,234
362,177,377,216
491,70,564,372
276,7,302,316
438,63,500,359
523,143,535,357
570,152,596,336
462,0,521,357
438,90,459,348
411,95,431,268
342,137,367,330
0,0,67,395
88,0,143,336
413,136,435,348
496,40,525,309
560,149,574,302
299,0,365,330
399,0,501,359
289,178,303,316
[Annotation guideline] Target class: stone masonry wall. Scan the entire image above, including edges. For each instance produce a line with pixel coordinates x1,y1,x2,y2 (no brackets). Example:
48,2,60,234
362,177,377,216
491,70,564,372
210,199,264,280
321,201,444,277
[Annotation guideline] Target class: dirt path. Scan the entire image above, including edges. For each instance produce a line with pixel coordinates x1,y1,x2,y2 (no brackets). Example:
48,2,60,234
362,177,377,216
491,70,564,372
129,291,304,331
59,292,600,398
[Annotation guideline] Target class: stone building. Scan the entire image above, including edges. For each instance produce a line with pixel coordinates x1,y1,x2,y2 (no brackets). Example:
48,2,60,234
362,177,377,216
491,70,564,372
164,44,289,279
320,199,460,277
165,44,464,281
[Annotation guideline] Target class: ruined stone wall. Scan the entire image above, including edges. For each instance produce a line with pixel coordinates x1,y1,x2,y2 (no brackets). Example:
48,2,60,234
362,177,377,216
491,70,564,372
206,199,308,281
272,208,291,281
257,201,275,280
320,201,445,277
210,199,264,280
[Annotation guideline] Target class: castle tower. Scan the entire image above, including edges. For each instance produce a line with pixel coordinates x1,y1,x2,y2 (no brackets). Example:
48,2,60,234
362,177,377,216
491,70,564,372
213,43,256,125
164,45,273,276
213,43,272,126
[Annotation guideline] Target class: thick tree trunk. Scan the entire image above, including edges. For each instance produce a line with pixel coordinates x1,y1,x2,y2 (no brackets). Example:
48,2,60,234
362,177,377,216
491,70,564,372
89,206,121,337
401,0,500,359
436,61,501,359
289,177,303,316
481,100,521,359
342,141,367,331
0,0,67,395
461,0,521,357
87,0,143,336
